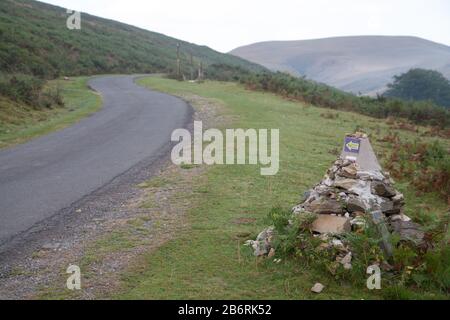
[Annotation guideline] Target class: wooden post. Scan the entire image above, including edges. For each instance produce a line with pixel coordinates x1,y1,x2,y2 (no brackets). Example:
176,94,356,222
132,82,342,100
190,53,194,81
198,61,203,81
176,42,181,79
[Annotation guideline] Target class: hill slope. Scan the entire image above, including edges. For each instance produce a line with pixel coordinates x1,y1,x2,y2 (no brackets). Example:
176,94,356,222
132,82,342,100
230,36,450,95
0,0,264,78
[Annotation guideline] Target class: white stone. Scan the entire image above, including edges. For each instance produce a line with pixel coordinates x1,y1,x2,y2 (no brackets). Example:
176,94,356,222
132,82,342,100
343,263,352,270
351,216,367,227
340,252,352,265
331,239,344,248
390,214,411,222
311,283,325,293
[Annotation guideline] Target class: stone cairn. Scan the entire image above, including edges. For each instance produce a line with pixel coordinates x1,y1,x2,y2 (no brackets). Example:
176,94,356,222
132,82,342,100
247,132,425,268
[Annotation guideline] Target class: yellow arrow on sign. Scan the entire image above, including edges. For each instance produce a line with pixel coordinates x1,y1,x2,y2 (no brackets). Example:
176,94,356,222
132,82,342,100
346,141,360,151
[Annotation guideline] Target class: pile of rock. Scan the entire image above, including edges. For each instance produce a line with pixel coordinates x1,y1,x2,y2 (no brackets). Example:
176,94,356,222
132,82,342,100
247,133,426,263
292,157,408,234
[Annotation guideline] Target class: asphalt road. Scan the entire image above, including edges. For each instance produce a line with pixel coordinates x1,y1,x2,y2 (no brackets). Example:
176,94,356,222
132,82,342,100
0,75,191,246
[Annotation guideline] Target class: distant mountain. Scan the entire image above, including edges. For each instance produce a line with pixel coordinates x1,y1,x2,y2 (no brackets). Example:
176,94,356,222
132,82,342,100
230,36,450,95
0,0,264,78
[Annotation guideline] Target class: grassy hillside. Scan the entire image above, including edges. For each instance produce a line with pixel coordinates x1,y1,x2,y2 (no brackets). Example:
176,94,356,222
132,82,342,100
230,36,450,95
0,0,264,78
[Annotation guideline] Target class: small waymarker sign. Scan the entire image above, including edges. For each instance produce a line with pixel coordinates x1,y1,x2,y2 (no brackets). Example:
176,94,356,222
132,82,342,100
344,136,361,154
340,133,382,172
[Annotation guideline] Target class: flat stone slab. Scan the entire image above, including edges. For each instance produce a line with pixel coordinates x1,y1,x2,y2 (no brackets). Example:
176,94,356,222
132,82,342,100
311,214,351,234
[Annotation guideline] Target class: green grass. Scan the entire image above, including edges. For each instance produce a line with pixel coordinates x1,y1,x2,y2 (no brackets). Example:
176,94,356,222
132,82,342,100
0,77,101,149
138,176,172,189
107,77,449,300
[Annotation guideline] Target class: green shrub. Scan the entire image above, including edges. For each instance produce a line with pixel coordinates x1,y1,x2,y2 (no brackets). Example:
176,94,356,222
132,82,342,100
386,138,450,200
423,245,450,291
385,69,450,108
341,222,385,281
240,72,450,128
265,207,316,258
0,73,43,105
0,73,63,109
38,84,64,108
265,206,449,293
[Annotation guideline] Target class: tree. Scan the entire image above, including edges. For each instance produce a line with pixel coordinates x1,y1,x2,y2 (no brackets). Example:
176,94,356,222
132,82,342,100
384,68,450,108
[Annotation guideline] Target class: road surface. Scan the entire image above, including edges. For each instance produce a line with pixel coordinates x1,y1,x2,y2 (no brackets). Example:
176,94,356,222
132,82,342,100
0,75,191,246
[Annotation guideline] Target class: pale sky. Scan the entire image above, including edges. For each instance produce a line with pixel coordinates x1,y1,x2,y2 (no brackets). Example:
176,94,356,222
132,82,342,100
41,0,450,52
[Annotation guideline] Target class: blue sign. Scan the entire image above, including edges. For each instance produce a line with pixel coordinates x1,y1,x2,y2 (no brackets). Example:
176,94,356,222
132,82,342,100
344,137,361,154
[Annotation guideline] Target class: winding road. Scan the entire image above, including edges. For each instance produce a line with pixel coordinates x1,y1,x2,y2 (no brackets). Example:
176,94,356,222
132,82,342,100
0,75,191,246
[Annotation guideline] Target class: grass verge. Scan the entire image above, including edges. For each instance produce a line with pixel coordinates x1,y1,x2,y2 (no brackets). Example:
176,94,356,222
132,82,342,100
0,77,101,149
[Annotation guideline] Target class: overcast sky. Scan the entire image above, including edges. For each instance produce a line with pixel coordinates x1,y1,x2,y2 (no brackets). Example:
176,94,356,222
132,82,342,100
41,0,450,52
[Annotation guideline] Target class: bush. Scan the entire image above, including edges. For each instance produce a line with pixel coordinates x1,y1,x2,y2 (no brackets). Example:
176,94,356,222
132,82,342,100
0,73,44,105
240,72,450,128
38,84,64,108
205,64,252,82
385,69,450,108
264,206,450,293
265,207,316,258
0,73,63,109
385,138,450,200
